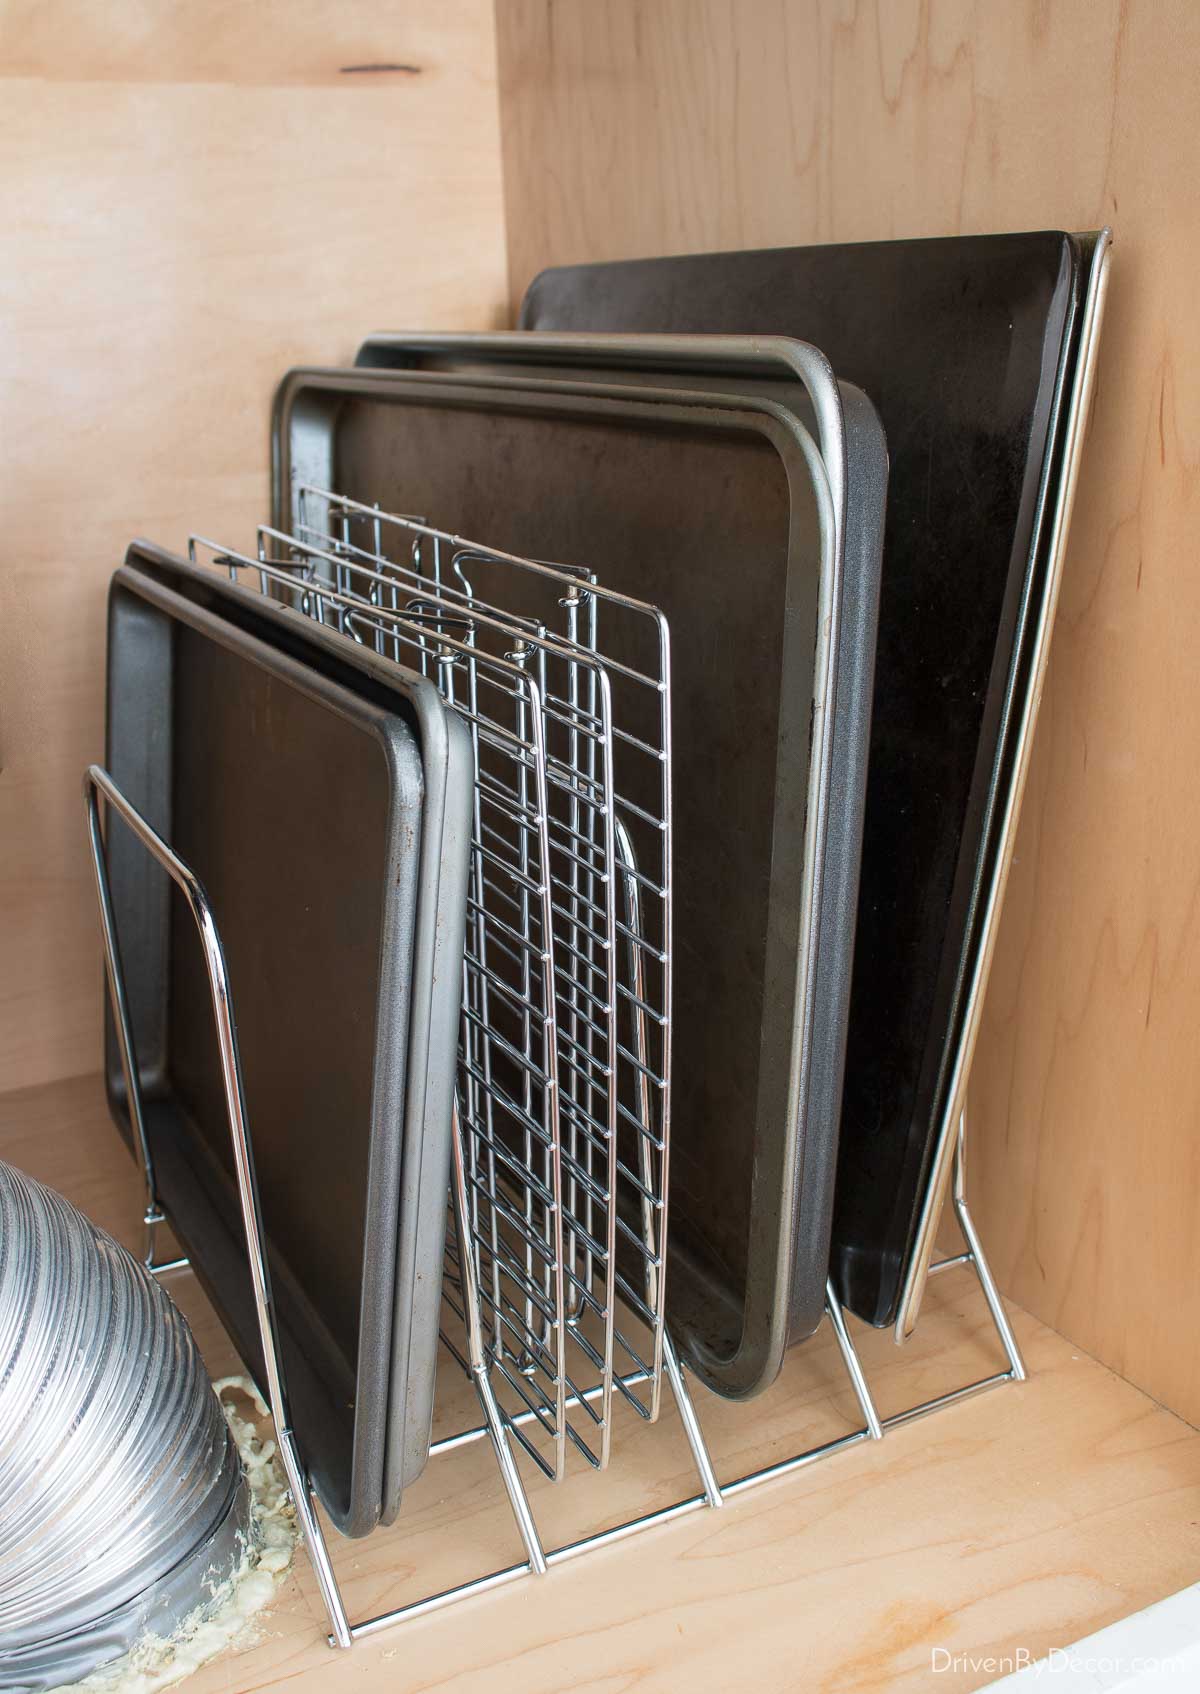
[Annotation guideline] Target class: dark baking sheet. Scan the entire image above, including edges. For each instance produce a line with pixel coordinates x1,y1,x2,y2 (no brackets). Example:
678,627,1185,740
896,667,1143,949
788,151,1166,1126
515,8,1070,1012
890,231,1096,1334
350,336,890,1355
515,232,1080,1326
117,542,474,1521
271,365,872,1396
106,549,471,1530
105,563,421,1535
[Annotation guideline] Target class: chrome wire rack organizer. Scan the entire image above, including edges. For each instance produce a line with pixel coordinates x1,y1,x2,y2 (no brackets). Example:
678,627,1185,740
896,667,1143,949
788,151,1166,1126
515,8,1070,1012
86,480,1040,1650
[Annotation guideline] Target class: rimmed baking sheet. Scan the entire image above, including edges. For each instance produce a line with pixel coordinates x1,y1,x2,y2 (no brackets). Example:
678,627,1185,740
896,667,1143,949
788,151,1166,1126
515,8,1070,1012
271,366,876,1396
106,549,472,1530
510,234,1081,1326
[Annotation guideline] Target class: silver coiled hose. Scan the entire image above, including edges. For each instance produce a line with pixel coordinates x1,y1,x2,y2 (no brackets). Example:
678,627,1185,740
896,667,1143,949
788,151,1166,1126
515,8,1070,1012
0,1159,249,1692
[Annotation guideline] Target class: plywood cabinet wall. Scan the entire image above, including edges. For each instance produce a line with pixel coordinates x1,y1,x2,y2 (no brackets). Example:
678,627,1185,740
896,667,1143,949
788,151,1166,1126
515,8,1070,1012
0,0,508,1090
3,0,1199,1432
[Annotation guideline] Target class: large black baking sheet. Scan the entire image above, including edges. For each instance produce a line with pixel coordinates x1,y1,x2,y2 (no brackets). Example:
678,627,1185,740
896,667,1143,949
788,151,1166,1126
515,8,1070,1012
516,232,1079,1326
351,337,891,1358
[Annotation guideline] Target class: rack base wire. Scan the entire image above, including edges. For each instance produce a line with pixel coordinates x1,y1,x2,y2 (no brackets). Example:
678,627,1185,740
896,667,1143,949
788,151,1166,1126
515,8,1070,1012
85,761,1024,1654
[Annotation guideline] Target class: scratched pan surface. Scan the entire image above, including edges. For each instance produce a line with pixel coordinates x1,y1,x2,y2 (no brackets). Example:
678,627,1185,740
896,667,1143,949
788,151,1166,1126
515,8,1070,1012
351,335,890,1354
513,233,1081,1326
273,365,878,1397
105,549,472,1531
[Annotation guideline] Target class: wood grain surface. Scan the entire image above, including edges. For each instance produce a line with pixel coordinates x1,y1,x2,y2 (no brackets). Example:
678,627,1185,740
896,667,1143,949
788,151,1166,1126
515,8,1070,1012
494,0,1200,1427
0,0,507,1093
5,1072,1200,1693
3,9,1199,1680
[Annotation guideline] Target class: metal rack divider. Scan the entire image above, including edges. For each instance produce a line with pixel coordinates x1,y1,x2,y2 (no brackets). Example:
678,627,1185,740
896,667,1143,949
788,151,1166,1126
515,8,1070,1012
85,756,1021,1652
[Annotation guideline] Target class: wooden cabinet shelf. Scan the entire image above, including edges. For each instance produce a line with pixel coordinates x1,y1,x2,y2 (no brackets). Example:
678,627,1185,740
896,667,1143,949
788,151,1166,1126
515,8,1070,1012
6,1073,1199,1693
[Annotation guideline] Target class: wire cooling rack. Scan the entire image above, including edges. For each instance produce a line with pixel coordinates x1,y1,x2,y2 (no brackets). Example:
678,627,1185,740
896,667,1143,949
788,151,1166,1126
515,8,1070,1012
189,491,674,1483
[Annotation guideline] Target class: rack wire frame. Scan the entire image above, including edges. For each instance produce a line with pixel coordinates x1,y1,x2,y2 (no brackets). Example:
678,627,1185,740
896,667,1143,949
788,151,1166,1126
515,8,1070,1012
84,755,1022,1651
83,620,1003,1633
293,487,676,1436
267,511,624,1397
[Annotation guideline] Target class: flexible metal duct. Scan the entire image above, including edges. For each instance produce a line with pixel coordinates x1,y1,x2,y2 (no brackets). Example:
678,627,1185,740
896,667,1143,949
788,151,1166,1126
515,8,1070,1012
0,1159,249,1692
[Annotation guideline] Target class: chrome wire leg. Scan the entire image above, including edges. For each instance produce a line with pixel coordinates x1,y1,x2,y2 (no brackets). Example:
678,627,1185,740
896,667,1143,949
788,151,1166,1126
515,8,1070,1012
954,1196,1026,1382
449,1110,548,1575
86,770,189,1281
952,1115,1026,1382
143,1204,163,1264
143,1205,190,1277
821,1110,1027,1442
475,1366,549,1574
663,1334,724,1508
274,1438,352,1650
143,1202,166,1266
85,765,353,1651
824,1279,883,1440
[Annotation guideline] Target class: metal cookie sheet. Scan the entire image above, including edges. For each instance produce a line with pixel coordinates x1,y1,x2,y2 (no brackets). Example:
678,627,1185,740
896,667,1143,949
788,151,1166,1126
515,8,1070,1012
271,364,877,1397
350,332,890,1354
511,236,1082,1328
106,548,472,1530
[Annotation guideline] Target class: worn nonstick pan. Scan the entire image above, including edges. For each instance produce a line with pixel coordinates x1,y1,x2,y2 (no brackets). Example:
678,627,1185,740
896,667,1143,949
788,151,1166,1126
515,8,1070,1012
505,234,1083,1328
350,335,893,1351
105,547,472,1529
270,364,881,1397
